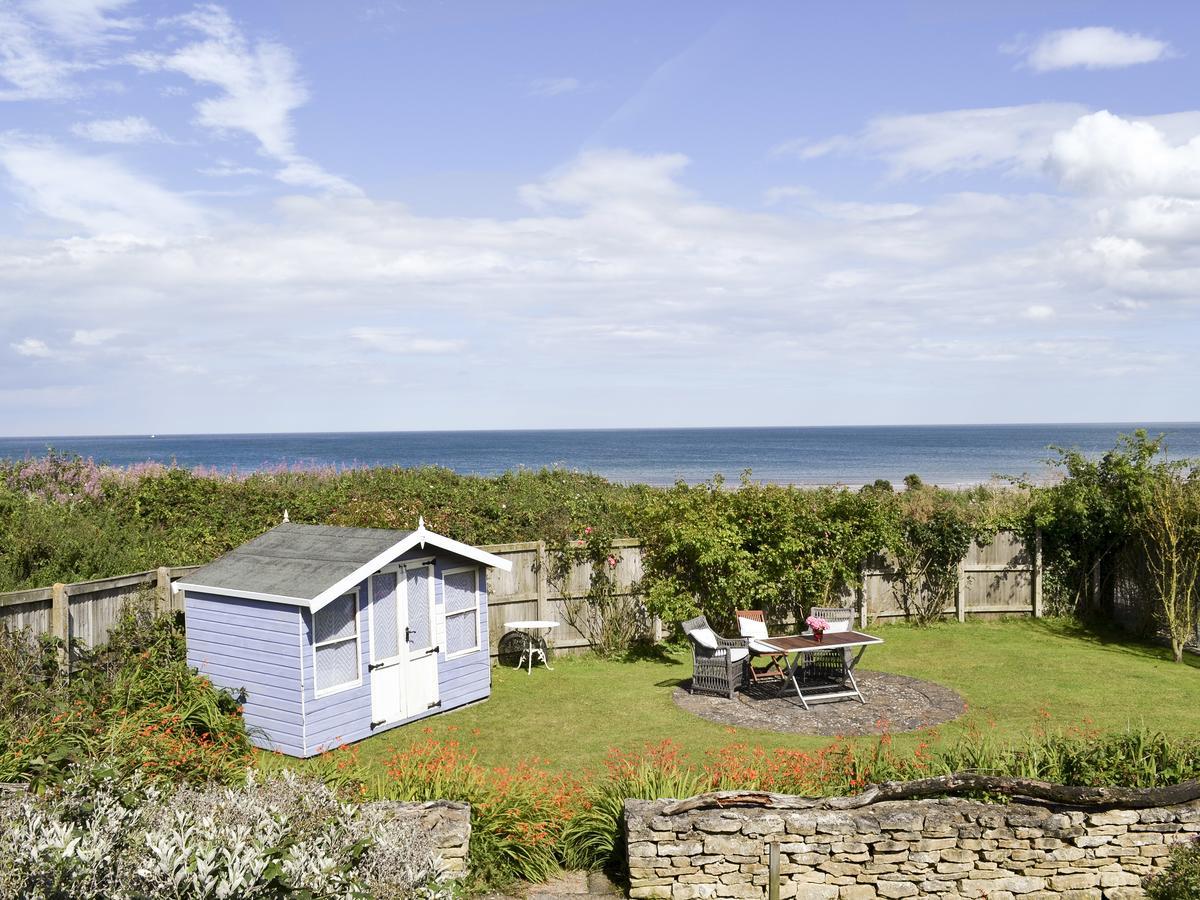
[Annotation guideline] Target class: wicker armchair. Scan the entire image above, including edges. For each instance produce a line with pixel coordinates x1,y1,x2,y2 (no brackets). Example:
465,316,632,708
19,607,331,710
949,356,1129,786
682,615,749,699
806,605,856,680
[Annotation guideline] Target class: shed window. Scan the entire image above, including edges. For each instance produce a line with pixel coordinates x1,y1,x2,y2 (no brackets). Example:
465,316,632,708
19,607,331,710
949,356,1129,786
314,592,360,694
444,568,479,657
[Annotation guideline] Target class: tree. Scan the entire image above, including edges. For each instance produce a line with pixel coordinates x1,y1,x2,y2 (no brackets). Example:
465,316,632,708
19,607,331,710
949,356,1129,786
1136,469,1200,663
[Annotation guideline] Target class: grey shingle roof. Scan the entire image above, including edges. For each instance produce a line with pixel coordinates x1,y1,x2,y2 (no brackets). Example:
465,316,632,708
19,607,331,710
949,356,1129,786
184,523,413,601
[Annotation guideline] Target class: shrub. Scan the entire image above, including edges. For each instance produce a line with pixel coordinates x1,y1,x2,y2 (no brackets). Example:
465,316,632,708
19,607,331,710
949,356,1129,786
0,600,251,788
0,768,447,900
1146,838,1200,900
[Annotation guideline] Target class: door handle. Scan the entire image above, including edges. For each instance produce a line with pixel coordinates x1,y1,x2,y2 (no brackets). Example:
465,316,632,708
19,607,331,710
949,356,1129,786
405,627,415,642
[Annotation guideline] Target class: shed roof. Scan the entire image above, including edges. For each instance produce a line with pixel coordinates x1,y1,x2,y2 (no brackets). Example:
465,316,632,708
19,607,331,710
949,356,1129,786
177,521,511,611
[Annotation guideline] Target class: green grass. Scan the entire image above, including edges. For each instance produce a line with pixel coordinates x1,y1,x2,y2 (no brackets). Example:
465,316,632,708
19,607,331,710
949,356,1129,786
298,618,1200,777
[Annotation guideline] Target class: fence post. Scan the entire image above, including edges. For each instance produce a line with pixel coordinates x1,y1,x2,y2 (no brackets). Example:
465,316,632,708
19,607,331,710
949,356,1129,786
857,565,867,629
1033,530,1044,618
51,582,70,670
535,540,550,623
955,560,965,623
155,566,172,614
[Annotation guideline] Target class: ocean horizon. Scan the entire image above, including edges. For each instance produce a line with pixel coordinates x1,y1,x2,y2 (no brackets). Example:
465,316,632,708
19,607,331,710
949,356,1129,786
2,423,1199,488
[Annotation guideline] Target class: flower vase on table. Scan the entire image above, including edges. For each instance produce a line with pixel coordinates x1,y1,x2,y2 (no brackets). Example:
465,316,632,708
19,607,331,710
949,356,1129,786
805,614,829,643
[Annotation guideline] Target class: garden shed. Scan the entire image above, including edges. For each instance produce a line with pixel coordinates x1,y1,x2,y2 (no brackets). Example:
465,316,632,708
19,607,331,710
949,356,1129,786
177,520,512,757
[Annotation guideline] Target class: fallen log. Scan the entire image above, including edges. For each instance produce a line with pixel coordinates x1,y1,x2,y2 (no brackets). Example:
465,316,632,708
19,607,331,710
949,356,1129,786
661,774,1200,815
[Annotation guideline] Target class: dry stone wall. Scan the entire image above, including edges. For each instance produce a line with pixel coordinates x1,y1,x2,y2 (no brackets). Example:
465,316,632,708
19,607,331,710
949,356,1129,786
378,799,471,879
624,797,1200,900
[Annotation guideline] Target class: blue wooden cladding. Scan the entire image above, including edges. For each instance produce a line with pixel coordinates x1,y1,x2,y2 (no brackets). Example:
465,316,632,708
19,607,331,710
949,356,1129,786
179,524,509,758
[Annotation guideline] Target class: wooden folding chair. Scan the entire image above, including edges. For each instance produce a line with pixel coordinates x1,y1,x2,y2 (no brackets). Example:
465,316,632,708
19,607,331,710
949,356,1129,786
735,609,787,683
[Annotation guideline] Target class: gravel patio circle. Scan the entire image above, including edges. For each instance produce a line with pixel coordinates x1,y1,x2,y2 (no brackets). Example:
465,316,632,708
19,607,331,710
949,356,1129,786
672,671,965,736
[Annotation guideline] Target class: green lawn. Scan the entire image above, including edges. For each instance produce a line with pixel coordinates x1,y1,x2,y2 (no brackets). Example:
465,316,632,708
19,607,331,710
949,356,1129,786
317,619,1200,776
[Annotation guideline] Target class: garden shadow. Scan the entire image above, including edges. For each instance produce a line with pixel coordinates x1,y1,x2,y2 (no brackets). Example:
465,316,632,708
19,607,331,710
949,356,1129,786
1024,616,1200,670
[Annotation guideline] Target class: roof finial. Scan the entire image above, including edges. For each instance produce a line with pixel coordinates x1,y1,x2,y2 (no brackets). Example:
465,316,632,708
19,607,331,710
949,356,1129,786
418,515,425,530
283,509,290,523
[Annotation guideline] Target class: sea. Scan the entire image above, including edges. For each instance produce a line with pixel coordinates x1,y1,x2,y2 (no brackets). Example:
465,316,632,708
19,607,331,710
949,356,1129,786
2,423,1199,488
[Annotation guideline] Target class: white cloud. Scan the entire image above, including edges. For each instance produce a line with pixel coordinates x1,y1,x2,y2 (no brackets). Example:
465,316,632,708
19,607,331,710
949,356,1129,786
71,327,121,345
350,328,466,354
1048,110,1200,196
0,0,135,100
12,337,52,357
22,0,137,46
1023,304,1055,320
131,4,357,195
529,76,580,97
785,103,1088,178
72,115,165,143
0,137,205,237
1017,27,1171,72
199,161,262,177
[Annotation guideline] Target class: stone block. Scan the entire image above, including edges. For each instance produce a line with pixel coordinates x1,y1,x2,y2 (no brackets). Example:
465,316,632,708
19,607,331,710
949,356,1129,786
630,842,658,858
1113,833,1162,847
833,842,870,855
742,815,785,836
817,862,862,877
660,841,705,857
1102,888,1146,900
672,884,719,900
1089,811,1140,827
704,835,762,856
874,809,926,832
918,838,959,852
706,863,739,876
1050,874,1101,891
715,883,760,898
1075,835,1113,848
839,886,877,900
786,814,818,836
874,880,918,898
698,815,749,834
939,848,976,864
630,887,672,899
792,885,839,900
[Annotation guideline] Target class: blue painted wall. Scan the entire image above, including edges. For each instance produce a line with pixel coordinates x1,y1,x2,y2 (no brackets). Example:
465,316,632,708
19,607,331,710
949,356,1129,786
299,548,492,757
185,591,305,756
186,549,493,759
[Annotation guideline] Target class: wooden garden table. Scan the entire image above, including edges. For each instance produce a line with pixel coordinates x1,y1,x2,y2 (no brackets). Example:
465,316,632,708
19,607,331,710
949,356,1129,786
758,631,883,709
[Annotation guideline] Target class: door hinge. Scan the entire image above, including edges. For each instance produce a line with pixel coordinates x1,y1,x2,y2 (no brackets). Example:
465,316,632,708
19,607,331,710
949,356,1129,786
368,661,387,671
427,700,442,709
370,719,386,729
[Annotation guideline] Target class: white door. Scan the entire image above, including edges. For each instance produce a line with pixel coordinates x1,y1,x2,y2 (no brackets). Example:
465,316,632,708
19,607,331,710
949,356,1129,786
368,570,404,728
402,564,440,717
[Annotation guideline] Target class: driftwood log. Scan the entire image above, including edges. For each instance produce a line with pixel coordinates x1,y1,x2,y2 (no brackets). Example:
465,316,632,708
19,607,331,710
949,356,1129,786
662,774,1200,815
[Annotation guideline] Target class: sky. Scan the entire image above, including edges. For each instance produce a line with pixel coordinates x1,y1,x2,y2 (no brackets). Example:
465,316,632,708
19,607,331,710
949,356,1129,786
1,0,1199,435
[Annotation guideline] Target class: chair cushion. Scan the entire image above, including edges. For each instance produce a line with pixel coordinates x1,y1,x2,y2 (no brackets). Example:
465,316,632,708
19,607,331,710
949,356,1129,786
826,618,851,633
728,647,749,663
737,616,769,639
690,627,718,649
749,638,780,654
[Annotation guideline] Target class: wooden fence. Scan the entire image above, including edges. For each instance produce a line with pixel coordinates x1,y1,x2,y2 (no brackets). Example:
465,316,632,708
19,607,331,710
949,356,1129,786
849,530,1042,625
480,538,646,657
0,531,1039,661
0,565,200,663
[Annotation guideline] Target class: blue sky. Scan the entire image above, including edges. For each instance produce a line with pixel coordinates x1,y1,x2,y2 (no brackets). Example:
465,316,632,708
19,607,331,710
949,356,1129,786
1,1,1198,435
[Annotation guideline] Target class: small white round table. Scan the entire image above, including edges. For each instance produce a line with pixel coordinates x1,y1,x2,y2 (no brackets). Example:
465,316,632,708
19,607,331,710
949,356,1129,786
505,620,560,673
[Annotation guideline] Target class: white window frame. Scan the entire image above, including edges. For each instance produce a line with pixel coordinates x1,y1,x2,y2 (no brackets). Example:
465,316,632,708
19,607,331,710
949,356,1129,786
367,564,403,667
312,589,362,697
442,566,480,659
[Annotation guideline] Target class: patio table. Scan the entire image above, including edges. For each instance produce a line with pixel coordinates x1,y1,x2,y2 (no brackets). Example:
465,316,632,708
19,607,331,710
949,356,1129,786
505,620,559,673
759,631,883,709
